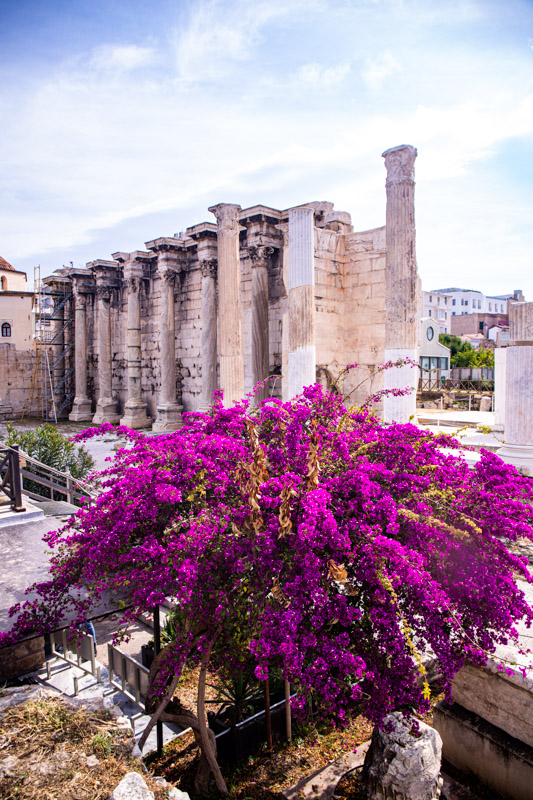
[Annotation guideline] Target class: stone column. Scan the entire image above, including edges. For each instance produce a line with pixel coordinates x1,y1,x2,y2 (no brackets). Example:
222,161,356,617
493,347,507,432
200,259,218,409
250,245,273,403
382,144,419,424
69,288,92,421
208,203,245,406
51,295,65,414
93,285,120,424
153,262,182,430
497,303,533,475
120,276,151,428
288,206,315,399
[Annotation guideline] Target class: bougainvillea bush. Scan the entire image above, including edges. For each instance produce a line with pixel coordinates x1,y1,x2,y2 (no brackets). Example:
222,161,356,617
3,382,533,792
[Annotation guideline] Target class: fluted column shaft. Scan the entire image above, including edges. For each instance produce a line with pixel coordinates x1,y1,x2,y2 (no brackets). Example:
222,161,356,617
250,246,272,403
69,289,92,421
120,276,151,428
288,206,315,399
153,258,182,430
497,302,533,475
200,259,218,408
93,286,119,424
209,203,244,406
382,144,419,424
51,296,65,408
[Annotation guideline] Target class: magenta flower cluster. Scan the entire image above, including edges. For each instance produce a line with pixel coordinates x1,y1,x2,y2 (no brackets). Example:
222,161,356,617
3,383,533,726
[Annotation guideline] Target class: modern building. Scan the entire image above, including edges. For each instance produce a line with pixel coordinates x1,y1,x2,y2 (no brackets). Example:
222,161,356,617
0,257,36,418
419,318,451,379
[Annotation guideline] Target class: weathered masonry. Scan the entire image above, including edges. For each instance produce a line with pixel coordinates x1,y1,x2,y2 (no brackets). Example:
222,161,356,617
45,145,420,429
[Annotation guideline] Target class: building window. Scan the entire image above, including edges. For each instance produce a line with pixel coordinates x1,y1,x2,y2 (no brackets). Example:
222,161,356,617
429,295,432,303
452,299,456,305
489,303,492,311
427,326,434,341
1,322,11,337
428,310,432,316
440,357,449,370
0,276,6,291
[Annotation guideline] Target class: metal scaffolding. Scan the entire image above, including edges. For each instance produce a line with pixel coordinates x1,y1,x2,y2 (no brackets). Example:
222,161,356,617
22,267,75,421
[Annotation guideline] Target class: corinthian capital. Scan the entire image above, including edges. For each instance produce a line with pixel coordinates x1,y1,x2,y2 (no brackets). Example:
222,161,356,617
200,259,218,279
382,144,417,183
72,287,87,310
208,203,242,230
248,245,275,267
160,269,177,286
96,284,113,302
126,276,142,295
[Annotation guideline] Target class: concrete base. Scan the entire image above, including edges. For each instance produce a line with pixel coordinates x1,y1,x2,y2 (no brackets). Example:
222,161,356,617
69,397,92,421
152,403,183,431
92,398,120,426
0,498,44,528
496,443,533,476
120,401,152,429
434,702,533,800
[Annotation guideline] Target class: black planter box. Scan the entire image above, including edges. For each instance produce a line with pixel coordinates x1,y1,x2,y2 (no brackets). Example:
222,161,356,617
141,643,155,669
210,697,291,765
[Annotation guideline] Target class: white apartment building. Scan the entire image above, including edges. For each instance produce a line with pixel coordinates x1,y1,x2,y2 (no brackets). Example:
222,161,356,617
422,288,524,331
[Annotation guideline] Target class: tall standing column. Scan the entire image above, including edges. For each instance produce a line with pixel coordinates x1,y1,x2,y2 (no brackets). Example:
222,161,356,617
93,285,120,424
50,295,65,416
288,206,316,399
208,203,244,406
250,245,273,403
382,144,419,424
69,288,92,421
120,276,151,428
497,303,533,475
200,259,218,409
153,261,182,430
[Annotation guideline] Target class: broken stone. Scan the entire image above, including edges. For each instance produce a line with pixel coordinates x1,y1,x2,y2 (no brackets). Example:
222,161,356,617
86,754,100,767
109,771,154,800
361,712,443,800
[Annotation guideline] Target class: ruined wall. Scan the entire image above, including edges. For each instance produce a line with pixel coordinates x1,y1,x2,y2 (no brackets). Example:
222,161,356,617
0,344,39,418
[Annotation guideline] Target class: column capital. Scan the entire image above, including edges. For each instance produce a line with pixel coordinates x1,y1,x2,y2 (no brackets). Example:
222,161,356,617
209,203,242,229
248,245,276,267
95,284,114,302
72,286,89,309
200,258,218,279
125,276,143,295
382,144,417,183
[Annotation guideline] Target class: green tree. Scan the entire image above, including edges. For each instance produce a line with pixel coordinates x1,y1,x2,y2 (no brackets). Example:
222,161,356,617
451,347,495,369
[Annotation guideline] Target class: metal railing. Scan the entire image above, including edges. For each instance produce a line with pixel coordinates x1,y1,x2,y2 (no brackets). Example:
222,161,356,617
107,644,151,712
0,445,25,512
47,629,101,695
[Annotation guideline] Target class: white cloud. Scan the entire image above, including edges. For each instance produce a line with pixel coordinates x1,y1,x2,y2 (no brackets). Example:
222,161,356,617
362,50,403,90
290,62,351,88
172,0,316,82
90,44,157,72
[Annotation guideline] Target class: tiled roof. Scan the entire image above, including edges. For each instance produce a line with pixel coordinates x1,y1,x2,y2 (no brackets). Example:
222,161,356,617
0,256,15,271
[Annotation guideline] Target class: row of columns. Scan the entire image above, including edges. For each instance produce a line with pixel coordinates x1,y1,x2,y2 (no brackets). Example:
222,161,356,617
68,144,419,427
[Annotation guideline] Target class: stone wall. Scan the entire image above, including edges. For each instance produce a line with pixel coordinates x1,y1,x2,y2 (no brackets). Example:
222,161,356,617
0,344,39,418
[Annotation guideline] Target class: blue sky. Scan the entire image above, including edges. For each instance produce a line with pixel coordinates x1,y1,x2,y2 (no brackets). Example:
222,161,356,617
1,0,532,297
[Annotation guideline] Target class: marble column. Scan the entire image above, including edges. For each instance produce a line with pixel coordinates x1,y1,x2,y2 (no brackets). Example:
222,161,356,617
493,347,507,432
208,203,244,406
250,245,273,403
497,303,533,475
288,206,315,399
153,262,182,430
51,295,65,414
120,276,151,428
382,144,419,424
200,259,218,409
69,288,92,421
93,286,120,424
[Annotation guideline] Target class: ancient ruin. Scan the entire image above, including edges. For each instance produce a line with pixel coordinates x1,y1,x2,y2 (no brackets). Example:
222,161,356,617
26,145,421,427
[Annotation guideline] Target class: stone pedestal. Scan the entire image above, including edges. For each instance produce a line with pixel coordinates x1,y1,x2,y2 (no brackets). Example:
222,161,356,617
250,245,273,403
382,145,419,424
200,259,218,410
497,303,533,474
209,203,245,406
93,285,120,425
288,206,315,399
153,264,182,430
69,289,92,421
120,275,151,428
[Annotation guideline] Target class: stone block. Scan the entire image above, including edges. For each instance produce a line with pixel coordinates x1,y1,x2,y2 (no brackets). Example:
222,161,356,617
451,661,533,748
434,701,533,800
0,637,45,680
